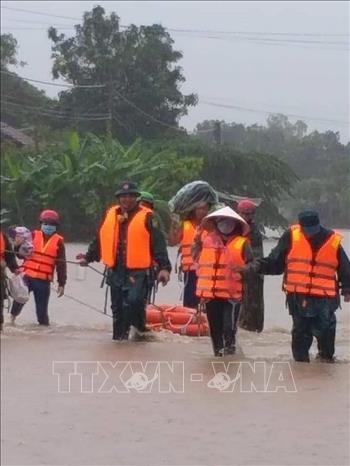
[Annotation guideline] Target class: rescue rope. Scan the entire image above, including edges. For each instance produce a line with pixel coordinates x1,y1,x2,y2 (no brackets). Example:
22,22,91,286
3,249,104,276
51,285,112,319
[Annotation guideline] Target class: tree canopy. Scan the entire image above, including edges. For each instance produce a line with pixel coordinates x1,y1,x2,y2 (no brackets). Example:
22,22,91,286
48,6,197,142
0,33,58,132
196,116,350,227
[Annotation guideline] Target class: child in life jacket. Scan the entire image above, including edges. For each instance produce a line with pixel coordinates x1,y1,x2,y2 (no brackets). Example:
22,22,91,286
8,226,34,258
193,206,258,357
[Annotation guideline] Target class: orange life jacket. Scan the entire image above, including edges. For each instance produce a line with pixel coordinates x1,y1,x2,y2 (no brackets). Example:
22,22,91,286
283,224,342,297
181,220,207,271
99,206,152,269
0,231,5,260
196,235,247,300
22,230,62,281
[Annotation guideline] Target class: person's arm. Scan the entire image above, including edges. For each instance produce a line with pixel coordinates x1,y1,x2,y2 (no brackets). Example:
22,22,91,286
56,240,67,296
79,210,109,264
147,213,171,286
191,228,204,263
337,246,350,298
251,224,264,259
168,215,183,246
242,241,260,273
148,214,172,272
258,230,291,275
85,235,101,263
3,234,18,272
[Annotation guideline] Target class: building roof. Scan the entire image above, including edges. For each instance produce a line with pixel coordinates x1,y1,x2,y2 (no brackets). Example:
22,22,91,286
0,121,34,146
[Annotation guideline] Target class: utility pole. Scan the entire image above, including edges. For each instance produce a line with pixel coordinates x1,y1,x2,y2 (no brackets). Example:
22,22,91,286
33,125,39,152
106,78,113,139
72,90,78,132
213,120,222,145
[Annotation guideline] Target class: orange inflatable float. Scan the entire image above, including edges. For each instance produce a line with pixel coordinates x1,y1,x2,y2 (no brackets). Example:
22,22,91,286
146,304,209,336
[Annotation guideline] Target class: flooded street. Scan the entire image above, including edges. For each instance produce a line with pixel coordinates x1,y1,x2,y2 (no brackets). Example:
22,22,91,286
1,236,350,465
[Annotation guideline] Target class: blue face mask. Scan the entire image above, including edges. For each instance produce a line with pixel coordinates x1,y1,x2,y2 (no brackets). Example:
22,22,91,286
41,224,57,235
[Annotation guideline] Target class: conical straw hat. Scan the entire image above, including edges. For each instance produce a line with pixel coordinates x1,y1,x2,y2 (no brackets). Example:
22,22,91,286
202,206,250,236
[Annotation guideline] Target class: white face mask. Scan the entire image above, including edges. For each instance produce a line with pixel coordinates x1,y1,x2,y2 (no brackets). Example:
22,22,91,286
216,219,236,235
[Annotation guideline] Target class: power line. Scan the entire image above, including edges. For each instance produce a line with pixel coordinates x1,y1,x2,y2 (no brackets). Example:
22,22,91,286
2,94,186,130
2,26,347,51
2,24,348,45
1,26,75,31
1,17,76,26
2,70,188,131
172,32,349,52
2,97,110,117
2,5,348,38
1,100,110,121
1,5,81,21
166,27,349,38
175,32,349,46
199,100,350,126
1,70,106,89
113,89,186,132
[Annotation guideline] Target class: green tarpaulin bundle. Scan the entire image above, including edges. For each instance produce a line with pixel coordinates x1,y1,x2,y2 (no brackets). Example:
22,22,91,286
168,180,218,218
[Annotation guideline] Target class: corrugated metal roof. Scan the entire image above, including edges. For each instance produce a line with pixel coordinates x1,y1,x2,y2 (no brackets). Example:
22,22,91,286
0,121,34,146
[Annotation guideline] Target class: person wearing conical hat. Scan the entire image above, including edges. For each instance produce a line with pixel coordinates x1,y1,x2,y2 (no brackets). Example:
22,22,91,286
192,206,258,356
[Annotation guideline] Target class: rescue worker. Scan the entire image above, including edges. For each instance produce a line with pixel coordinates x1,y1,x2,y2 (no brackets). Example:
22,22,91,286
0,230,19,331
138,191,155,211
78,181,171,341
138,191,159,304
237,210,350,362
236,199,265,332
10,210,66,326
192,207,257,356
168,202,210,308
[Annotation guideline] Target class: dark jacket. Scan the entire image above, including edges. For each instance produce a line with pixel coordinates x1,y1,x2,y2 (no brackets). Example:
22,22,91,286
55,239,67,287
259,226,350,295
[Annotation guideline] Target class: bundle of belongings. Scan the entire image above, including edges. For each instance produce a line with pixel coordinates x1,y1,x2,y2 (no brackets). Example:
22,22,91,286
168,180,219,218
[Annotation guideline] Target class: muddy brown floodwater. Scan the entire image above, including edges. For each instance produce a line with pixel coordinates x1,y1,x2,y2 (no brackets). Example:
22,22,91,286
1,235,350,466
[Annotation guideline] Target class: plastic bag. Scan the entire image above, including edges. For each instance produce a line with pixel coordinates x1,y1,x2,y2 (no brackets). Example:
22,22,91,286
168,181,218,218
8,274,30,304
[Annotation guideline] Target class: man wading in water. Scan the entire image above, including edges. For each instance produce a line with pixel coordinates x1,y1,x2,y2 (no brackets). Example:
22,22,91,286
78,181,171,340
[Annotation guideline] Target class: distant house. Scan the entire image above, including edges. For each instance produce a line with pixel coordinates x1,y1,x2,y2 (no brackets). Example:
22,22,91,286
0,121,34,149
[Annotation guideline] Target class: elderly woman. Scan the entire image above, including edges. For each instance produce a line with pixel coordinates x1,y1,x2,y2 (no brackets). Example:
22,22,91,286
236,199,265,333
192,207,258,357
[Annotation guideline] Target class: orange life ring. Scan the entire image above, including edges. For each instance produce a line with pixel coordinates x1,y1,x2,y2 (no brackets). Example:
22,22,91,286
146,304,209,336
165,322,209,336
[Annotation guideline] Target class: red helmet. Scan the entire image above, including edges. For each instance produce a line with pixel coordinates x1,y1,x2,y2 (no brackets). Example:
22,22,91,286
39,209,60,224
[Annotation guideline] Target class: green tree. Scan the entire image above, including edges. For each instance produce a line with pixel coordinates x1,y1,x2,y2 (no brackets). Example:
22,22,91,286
146,136,298,228
1,34,60,134
48,5,197,142
0,33,22,69
1,132,201,239
196,115,350,227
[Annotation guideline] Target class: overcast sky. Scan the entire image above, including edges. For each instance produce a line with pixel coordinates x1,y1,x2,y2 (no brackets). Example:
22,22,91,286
1,1,349,141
